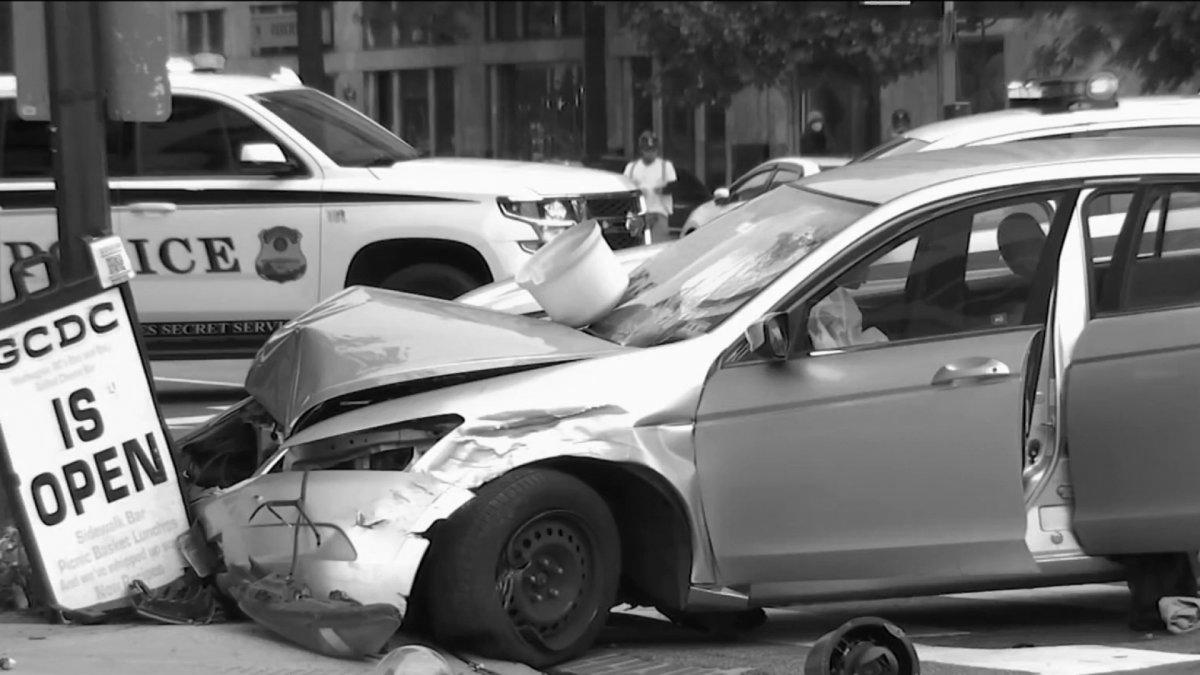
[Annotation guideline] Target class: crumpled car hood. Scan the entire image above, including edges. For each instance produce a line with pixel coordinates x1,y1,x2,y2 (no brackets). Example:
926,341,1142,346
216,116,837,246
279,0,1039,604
246,287,623,432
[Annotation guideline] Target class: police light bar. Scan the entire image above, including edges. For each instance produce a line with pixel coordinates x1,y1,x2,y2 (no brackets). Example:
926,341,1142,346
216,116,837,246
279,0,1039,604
1007,72,1119,112
191,53,226,73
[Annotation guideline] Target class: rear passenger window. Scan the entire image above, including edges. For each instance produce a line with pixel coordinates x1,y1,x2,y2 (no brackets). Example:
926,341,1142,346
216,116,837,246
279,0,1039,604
1121,186,1200,311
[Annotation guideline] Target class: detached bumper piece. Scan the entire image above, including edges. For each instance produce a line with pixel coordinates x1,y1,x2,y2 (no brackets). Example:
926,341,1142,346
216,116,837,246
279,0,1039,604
129,571,220,625
218,565,401,659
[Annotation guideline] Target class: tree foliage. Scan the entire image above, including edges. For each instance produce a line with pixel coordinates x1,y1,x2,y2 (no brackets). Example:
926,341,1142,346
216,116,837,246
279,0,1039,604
1032,1,1200,92
621,1,941,106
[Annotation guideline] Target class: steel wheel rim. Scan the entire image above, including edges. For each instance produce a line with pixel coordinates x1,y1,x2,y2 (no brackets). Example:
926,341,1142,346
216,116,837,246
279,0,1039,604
496,510,597,652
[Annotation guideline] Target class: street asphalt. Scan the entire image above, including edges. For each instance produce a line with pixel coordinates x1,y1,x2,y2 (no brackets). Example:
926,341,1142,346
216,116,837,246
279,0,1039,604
120,359,1200,674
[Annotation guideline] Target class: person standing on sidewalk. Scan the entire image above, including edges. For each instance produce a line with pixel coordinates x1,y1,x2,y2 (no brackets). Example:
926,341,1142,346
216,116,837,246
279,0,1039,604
624,130,677,244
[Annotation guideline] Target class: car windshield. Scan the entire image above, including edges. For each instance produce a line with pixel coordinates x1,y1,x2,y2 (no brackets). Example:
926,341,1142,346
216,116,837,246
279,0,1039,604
852,136,931,163
588,186,872,347
253,89,418,167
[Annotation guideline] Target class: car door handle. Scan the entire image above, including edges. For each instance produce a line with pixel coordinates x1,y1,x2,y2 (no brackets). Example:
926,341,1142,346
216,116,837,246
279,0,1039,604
128,201,177,214
931,357,1011,386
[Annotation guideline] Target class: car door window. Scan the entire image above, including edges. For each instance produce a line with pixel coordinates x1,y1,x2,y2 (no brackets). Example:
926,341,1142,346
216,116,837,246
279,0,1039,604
731,170,773,202
770,167,802,187
805,193,1066,351
136,96,289,176
0,100,52,178
1110,186,1200,311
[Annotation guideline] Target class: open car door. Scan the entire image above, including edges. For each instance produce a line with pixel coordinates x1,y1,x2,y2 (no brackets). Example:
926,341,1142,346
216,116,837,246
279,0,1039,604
1068,183,1200,553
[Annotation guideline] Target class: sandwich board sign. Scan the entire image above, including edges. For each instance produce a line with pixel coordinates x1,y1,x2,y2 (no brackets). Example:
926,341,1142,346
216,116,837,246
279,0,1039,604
0,280,187,610
0,1,186,614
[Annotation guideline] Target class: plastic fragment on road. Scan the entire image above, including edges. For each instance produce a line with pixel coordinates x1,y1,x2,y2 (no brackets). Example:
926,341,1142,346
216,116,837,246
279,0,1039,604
128,571,219,625
218,565,401,659
1159,596,1200,634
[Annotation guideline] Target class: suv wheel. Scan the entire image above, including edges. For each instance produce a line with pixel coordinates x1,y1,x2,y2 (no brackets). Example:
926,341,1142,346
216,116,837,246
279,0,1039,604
379,263,479,299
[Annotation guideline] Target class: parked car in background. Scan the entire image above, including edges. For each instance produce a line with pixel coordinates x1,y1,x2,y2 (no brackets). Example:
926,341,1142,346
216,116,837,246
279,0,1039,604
680,156,850,236
179,138,1200,667
856,72,1200,162
0,56,645,359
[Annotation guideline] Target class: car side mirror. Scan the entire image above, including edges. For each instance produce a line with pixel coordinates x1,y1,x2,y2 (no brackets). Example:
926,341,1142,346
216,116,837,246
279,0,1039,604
239,142,298,176
713,186,731,204
744,312,791,361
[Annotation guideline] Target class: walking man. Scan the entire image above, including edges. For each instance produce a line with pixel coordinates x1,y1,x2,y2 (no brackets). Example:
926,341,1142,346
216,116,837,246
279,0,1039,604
624,131,677,244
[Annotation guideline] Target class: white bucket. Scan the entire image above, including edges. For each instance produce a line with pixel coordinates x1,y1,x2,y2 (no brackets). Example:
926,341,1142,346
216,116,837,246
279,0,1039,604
515,220,629,327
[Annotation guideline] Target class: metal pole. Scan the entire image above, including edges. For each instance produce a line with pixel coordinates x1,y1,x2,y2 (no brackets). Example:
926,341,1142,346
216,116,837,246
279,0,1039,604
44,0,113,281
937,0,958,118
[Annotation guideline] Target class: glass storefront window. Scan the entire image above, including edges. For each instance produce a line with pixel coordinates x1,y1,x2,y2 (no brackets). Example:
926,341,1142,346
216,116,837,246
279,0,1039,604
367,68,456,157
492,62,583,161
434,68,456,156
400,70,430,156
250,2,332,57
488,1,584,41
362,1,465,49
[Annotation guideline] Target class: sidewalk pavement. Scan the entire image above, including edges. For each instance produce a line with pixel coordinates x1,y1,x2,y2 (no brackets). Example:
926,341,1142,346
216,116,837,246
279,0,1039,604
0,620,376,675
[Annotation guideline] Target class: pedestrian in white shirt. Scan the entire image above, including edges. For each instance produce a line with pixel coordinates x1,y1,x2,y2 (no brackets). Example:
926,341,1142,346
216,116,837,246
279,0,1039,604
624,131,677,244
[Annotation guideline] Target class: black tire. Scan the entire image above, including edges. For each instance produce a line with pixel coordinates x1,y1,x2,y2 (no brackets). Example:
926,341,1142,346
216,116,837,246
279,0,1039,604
420,468,621,667
379,262,479,299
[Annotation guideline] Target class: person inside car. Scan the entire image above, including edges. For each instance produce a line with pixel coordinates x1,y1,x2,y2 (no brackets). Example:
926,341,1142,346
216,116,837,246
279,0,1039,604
994,212,1049,325
808,263,889,350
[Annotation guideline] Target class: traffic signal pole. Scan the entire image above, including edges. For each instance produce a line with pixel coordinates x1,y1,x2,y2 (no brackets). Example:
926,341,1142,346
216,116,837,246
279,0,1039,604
45,1,113,280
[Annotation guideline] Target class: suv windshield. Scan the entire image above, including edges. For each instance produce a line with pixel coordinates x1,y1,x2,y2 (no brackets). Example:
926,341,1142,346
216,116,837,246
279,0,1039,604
589,186,872,347
853,136,930,163
253,89,418,167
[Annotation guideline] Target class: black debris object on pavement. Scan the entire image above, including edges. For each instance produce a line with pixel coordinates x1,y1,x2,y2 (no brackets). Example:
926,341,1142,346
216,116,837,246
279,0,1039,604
803,616,919,675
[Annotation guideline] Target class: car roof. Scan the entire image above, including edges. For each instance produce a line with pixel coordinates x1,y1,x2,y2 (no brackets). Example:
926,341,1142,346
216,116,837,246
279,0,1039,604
907,95,1200,146
0,71,302,98
798,136,1200,205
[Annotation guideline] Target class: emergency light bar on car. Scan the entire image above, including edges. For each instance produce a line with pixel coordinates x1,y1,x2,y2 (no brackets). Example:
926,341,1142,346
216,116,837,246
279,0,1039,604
1007,72,1119,112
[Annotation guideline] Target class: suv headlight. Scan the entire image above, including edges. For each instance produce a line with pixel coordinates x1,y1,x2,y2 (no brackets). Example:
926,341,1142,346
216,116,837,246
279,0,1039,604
499,198,581,252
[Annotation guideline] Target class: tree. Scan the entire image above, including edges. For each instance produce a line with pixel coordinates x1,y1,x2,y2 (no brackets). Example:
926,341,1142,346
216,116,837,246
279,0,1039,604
620,1,942,107
1031,1,1200,93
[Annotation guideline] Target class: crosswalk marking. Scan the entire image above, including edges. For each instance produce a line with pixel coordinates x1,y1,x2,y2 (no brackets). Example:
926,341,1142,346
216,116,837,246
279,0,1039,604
914,644,1200,674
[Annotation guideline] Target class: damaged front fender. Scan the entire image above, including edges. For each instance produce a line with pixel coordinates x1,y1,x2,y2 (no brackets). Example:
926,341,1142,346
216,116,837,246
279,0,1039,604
194,470,473,616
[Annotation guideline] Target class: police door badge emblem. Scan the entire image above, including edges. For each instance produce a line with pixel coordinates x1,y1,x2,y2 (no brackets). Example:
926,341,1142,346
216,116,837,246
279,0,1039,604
255,226,307,283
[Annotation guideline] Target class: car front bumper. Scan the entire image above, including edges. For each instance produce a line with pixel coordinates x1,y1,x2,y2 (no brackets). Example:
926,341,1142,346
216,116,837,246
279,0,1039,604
192,469,474,615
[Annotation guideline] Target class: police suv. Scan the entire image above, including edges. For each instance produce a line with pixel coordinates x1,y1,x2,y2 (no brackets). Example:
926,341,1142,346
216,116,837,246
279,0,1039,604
0,57,645,359
861,72,1200,161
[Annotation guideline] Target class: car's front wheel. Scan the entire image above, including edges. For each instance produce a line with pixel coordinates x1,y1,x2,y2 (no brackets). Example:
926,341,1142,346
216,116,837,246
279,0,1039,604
420,468,621,667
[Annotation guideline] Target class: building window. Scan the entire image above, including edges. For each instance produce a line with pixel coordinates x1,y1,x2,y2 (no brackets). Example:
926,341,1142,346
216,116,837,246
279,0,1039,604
487,1,584,41
177,9,224,55
250,2,333,57
0,1,12,74
492,62,582,161
370,68,456,157
362,1,467,49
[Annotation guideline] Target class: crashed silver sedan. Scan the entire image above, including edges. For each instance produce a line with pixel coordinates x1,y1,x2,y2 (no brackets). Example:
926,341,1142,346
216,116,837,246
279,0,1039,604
179,138,1200,667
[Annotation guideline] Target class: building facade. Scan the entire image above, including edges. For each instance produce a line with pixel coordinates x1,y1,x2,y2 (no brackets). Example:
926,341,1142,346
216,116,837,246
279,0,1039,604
3,2,1185,190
